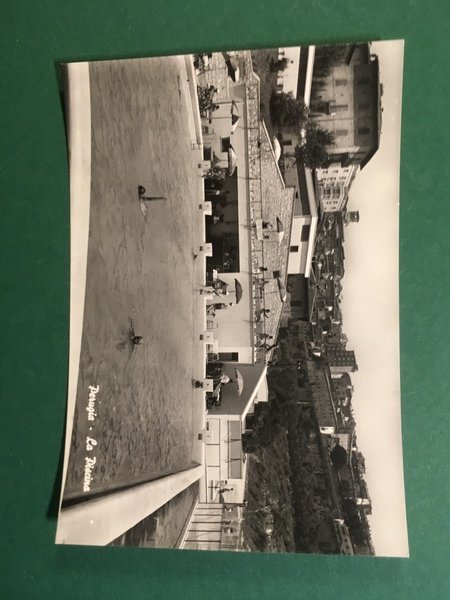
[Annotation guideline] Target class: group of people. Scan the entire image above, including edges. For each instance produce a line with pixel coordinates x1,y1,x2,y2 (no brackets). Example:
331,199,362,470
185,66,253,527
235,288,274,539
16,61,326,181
193,53,213,73
211,278,229,296
206,300,234,317
205,177,230,205
203,363,232,409
256,308,271,322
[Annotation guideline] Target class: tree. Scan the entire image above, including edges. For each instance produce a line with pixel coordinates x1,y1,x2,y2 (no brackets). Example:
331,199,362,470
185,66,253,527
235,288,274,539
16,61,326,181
270,92,307,130
270,57,289,73
315,44,348,67
330,444,348,470
294,124,335,169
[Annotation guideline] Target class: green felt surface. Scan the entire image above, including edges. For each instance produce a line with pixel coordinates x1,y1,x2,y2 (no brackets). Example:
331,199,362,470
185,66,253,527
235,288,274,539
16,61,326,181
1,1,449,598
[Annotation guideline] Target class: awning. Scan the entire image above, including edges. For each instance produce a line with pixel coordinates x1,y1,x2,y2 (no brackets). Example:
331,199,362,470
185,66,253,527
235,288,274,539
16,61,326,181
228,146,237,175
277,277,287,302
234,278,243,303
276,217,285,244
234,368,244,395
231,101,240,133
272,136,282,162
224,54,240,82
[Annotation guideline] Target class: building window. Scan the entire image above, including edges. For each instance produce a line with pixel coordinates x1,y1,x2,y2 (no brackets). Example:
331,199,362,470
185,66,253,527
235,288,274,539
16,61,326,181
290,245,299,253
335,129,348,137
333,104,348,113
301,225,310,242
221,137,231,152
219,352,239,362
283,139,292,146
358,127,370,135
335,79,347,86
203,147,212,160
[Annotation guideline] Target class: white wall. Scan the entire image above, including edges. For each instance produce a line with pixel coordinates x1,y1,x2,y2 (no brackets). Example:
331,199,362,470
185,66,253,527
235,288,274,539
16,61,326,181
288,216,312,275
278,47,301,96
205,414,247,504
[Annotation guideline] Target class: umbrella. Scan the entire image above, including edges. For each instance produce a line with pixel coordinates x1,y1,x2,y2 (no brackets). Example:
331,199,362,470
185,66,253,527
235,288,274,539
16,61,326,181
234,278,243,303
223,54,240,82
228,146,237,175
231,101,240,133
234,368,244,395
272,137,282,162
276,217,285,244
277,277,287,302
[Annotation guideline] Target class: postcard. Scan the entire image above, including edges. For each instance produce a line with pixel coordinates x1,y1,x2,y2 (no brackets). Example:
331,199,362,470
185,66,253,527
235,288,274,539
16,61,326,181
56,40,408,556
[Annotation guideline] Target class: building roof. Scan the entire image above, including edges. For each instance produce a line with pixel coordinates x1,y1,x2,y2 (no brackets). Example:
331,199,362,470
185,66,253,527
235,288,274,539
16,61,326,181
360,55,382,170
215,362,268,418
296,45,315,106
255,376,269,403
258,119,296,347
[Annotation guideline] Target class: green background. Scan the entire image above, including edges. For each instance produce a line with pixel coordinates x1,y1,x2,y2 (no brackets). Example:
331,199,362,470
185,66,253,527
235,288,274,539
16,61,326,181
1,1,449,598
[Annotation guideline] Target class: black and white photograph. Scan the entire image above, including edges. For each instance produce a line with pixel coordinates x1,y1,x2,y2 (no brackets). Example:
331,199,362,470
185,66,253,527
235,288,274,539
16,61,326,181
56,40,408,557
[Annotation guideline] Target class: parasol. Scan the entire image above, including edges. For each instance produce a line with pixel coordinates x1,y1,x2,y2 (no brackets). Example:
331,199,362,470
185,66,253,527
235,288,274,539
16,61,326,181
276,217,285,244
272,136,282,162
231,101,240,133
234,278,243,304
234,368,244,395
228,146,237,175
277,277,287,302
223,54,240,82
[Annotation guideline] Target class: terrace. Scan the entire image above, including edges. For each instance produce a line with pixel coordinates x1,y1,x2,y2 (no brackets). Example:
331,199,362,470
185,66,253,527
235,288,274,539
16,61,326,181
197,50,295,363
248,119,295,361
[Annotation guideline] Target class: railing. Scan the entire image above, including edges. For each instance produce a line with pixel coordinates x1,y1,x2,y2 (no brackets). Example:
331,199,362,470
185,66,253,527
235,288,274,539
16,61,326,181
243,79,271,363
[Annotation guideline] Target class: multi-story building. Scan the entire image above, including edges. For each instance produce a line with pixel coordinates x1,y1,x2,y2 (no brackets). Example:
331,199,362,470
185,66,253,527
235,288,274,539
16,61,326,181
345,210,360,224
307,362,338,435
324,347,358,374
334,519,355,555
306,363,355,458
333,372,353,407
309,43,382,169
315,163,359,212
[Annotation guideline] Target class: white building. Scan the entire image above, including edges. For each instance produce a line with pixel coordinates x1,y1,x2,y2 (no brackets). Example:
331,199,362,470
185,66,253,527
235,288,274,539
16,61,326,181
198,55,295,507
202,95,255,363
201,363,268,505
315,163,359,212
334,519,355,555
